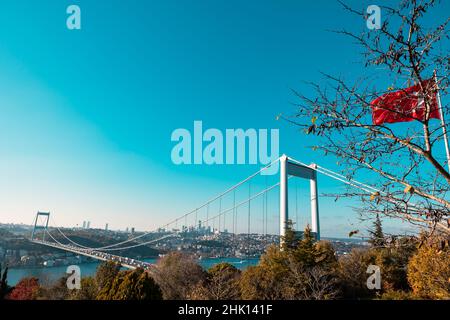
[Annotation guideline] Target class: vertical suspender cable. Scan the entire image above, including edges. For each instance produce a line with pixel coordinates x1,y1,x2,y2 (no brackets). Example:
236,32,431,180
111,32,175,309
296,180,299,230
247,181,251,258
265,175,268,239
262,190,265,239
277,183,280,242
222,198,225,233
219,198,222,232
206,204,209,234
233,189,236,240
195,209,198,232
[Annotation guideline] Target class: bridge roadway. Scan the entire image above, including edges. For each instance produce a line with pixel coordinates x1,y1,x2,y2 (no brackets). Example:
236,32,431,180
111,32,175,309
30,239,157,272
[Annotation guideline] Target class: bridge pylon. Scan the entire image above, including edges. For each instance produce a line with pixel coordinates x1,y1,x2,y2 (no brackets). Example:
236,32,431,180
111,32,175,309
31,211,50,241
279,155,320,248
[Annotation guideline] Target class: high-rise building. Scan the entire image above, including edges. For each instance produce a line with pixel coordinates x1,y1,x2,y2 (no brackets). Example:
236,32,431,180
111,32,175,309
82,221,86,229
86,221,90,229
105,223,108,231
131,227,135,234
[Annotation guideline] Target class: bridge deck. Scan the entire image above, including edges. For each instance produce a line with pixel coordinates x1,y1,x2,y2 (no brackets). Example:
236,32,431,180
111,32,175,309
31,239,156,271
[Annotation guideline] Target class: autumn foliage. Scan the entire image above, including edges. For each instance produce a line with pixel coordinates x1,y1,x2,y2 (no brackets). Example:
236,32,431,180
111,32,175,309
407,237,450,299
7,277,40,300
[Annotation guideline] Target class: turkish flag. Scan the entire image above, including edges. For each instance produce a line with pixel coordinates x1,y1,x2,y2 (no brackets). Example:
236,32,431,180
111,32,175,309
370,79,441,125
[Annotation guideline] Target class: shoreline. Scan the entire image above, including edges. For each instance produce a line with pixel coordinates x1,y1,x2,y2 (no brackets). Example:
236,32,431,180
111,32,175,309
6,257,260,286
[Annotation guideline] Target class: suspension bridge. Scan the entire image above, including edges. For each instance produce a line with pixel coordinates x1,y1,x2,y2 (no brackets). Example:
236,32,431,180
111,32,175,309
29,154,389,270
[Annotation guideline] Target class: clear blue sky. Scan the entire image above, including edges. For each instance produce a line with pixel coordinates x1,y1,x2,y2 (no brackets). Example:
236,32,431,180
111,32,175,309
0,0,448,237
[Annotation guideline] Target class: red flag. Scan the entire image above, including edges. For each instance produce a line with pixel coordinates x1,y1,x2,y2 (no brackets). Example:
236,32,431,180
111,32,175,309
370,79,441,125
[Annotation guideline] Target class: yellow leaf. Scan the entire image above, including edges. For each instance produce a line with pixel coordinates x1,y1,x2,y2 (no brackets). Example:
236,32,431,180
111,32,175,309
404,185,414,194
311,116,317,124
370,192,380,201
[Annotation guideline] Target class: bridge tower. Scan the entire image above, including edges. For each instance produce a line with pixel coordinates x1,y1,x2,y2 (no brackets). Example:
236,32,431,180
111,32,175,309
31,211,50,241
279,155,320,246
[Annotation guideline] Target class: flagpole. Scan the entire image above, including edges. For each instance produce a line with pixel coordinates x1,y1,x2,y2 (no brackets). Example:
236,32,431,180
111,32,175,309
434,70,450,173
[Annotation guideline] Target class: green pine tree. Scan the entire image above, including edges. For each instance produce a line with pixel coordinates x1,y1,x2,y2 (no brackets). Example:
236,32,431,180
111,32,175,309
368,213,385,247
95,261,121,299
135,271,163,300
98,268,162,300
281,219,298,251
292,225,317,266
